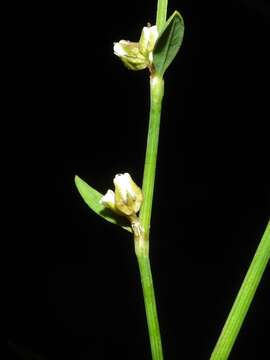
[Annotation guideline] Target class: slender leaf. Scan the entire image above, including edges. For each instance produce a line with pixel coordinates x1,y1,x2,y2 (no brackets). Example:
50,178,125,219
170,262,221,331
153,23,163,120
74,175,132,232
153,10,184,77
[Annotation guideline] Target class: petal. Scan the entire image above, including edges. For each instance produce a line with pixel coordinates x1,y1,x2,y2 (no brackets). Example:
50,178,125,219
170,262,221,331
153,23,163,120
100,189,116,210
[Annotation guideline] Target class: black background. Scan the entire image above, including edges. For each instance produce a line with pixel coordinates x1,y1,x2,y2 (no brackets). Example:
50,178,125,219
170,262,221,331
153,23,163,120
9,0,269,359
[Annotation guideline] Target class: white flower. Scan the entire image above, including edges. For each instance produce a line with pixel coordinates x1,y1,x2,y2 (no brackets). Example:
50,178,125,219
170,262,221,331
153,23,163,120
100,173,143,217
139,25,158,57
113,41,129,57
113,40,148,71
113,25,159,71
100,189,116,211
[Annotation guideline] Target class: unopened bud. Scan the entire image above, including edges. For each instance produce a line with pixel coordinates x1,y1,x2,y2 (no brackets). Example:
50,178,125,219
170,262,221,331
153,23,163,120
139,25,158,57
100,173,143,217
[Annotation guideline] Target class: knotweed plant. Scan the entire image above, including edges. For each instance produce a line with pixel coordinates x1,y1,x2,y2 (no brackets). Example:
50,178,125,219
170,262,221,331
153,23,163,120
75,1,270,359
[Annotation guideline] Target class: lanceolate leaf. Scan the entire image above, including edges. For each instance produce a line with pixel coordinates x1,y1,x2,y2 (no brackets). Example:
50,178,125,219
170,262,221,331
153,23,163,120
153,11,184,77
74,175,132,232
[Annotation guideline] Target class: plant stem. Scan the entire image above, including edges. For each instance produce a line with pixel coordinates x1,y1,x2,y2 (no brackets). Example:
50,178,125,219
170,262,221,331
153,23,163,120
137,254,164,360
156,0,168,32
136,62,165,360
136,74,164,360
210,220,270,360
134,3,168,359
139,75,164,237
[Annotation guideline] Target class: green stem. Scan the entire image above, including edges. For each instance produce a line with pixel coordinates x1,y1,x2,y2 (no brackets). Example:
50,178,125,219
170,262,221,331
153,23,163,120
139,75,164,237
137,254,164,360
210,220,270,360
156,0,168,32
134,3,168,359
134,66,164,360
136,74,164,360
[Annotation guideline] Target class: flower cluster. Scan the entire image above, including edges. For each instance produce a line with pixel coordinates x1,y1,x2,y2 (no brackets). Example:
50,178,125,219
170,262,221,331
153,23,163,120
113,25,158,71
100,173,143,217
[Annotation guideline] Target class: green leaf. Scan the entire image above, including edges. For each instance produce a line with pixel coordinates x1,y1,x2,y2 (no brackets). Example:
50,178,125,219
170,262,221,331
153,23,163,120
153,10,184,77
74,175,132,232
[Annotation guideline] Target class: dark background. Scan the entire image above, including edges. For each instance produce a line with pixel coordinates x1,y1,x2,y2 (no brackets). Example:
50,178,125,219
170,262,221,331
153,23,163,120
9,0,269,359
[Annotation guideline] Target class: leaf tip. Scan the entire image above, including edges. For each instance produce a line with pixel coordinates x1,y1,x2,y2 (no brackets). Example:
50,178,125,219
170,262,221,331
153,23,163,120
74,174,83,186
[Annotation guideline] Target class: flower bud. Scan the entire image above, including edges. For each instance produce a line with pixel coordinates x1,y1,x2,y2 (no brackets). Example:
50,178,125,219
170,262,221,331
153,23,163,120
113,25,158,71
100,173,143,217
114,173,143,215
113,41,148,70
138,25,158,57
100,189,116,212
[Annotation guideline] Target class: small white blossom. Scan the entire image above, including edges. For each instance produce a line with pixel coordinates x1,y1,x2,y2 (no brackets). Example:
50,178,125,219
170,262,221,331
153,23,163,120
100,189,116,211
100,173,143,217
114,173,134,203
139,25,158,56
113,41,128,57
113,25,159,71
